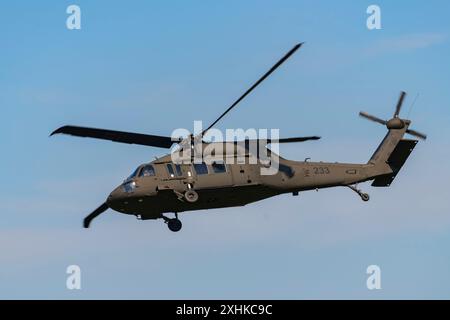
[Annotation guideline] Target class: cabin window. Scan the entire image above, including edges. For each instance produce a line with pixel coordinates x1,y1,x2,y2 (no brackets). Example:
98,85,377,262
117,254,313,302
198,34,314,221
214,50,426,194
175,164,183,177
193,163,208,175
279,163,294,178
139,165,155,177
211,162,226,173
166,164,175,177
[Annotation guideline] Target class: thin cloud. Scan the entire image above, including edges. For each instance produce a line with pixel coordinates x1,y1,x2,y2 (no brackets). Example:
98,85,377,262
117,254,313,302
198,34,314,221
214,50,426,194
366,33,447,56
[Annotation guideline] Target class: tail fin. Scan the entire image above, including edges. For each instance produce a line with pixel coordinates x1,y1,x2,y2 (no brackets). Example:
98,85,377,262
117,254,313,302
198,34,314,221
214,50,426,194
368,125,409,166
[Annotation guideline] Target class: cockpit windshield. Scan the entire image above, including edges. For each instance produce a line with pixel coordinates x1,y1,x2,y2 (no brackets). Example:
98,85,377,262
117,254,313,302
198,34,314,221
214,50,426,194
126,167,141,181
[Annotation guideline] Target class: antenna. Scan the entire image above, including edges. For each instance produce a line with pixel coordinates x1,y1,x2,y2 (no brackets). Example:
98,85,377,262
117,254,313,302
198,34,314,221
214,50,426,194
406,93,420,119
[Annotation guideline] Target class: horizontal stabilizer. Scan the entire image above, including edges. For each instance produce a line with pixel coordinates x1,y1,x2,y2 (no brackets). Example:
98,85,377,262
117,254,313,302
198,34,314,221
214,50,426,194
372,139,417,187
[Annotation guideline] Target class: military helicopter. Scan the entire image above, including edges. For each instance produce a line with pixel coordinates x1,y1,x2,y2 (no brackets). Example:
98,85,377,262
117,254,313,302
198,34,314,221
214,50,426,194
51,43,426,232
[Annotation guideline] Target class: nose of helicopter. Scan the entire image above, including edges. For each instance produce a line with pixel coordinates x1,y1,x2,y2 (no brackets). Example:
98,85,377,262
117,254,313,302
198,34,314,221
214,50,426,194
106,186,126,209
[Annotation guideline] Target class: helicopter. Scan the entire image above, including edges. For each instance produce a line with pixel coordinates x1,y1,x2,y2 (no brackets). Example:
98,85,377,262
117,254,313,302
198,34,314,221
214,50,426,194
51,43,427,232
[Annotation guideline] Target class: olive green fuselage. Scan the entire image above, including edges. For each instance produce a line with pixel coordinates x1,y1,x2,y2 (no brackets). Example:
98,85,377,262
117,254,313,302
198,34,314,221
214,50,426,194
107,153,376,220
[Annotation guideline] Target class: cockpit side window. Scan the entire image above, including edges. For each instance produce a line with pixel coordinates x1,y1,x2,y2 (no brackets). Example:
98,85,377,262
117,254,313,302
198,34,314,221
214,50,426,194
139,165,156,177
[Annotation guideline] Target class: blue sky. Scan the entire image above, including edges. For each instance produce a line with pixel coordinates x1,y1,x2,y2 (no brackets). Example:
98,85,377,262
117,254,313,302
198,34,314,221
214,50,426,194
1,0,450,299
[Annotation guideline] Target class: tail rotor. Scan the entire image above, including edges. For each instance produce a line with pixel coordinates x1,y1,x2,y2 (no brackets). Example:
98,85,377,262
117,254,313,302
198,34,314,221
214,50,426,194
359,91,427,140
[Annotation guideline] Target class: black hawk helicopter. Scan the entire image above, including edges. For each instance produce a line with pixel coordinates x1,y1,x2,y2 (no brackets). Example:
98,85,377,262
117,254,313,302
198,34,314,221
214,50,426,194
51,43,426,232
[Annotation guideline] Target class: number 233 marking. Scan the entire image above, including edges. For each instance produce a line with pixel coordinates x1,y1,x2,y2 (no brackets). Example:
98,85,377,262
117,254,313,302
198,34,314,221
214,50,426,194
313,167,330,174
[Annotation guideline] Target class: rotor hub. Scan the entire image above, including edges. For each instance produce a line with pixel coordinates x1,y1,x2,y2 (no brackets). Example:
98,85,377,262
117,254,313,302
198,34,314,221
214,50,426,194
386,117,405,130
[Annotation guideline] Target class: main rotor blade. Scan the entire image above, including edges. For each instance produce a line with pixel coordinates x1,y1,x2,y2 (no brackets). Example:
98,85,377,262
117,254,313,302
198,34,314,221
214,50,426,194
268,136,321,143
202,43,304,136
83,202,109,228
359,112,387,125
51,125,179,148
394,91,406,117
406,128,427,140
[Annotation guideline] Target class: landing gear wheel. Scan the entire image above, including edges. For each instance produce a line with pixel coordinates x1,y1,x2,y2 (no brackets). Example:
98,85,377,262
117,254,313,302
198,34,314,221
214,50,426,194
184,190,199,203
360,193,370,202
168,218,182,232
347,185,370,202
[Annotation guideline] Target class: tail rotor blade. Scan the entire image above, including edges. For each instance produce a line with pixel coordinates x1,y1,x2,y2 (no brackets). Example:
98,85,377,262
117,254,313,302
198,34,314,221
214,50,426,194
83,202,109,228
394,91,406,117
406,128,427,140
359,112,387,125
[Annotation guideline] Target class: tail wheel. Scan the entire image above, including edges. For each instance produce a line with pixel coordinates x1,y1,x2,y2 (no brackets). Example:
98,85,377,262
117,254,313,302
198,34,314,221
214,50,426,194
184,190,199,203
168,218,182,232
361,193,370,202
